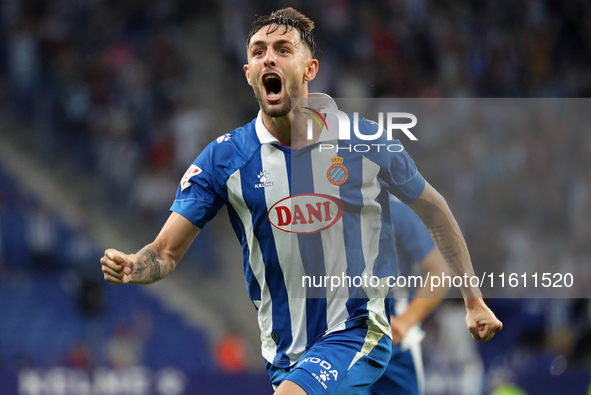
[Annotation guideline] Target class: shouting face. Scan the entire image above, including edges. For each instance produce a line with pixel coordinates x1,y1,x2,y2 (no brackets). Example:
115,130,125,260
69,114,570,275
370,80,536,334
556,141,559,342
244,24,318,118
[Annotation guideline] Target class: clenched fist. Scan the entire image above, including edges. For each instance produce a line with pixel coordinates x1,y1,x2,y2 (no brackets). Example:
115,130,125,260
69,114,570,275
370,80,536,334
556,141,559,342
100,249,137,285
465,300,503,341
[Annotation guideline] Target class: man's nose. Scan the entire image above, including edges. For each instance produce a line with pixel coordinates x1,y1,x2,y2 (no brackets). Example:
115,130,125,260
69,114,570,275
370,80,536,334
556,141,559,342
264,50,277,67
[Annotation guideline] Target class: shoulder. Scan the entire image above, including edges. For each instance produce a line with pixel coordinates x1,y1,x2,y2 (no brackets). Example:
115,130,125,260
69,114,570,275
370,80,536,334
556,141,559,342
181,119,260,188
344,115,405,149
201,118,261,166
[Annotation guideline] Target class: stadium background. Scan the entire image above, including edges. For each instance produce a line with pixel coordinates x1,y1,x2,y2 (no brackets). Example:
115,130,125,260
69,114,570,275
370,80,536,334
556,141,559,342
0,0,590,394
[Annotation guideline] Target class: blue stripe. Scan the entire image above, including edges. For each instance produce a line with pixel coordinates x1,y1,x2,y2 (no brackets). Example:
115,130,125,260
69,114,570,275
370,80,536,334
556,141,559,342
275,144,292,194
291,147,329,345
240,148,293,366
338,151,370,317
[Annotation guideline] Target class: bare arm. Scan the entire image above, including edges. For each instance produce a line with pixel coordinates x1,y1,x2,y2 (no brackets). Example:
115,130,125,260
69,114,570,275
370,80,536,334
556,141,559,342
101,212,201,285
409,181,502,341
409,181,479,299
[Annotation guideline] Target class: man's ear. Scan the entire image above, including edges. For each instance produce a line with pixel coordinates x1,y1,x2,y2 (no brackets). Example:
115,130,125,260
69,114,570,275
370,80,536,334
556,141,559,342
244,64,252,86
303,59,319,83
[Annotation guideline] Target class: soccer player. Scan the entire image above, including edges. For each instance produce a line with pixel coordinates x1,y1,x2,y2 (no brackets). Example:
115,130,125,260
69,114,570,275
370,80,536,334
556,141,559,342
100,8,502,395
363,197,449,395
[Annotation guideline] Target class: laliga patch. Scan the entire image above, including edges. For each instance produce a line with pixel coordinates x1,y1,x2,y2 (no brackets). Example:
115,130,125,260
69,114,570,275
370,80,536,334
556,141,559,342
181,164,202,190
327,155,349,186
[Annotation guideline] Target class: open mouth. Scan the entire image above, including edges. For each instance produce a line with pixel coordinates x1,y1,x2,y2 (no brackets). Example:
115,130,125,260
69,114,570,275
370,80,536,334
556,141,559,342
262,73,283,102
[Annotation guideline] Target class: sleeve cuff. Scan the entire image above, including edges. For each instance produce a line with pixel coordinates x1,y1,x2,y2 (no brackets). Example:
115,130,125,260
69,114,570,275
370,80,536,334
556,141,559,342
170,199,213,229
394,171,425,204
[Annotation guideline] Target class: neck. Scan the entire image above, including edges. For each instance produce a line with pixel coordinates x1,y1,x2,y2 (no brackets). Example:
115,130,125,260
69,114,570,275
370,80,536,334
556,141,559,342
262,110,322,148
260,89,323,148
262,112,293,146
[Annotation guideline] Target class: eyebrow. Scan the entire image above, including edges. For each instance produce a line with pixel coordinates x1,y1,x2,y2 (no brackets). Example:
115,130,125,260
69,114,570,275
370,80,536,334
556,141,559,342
249,39,297,49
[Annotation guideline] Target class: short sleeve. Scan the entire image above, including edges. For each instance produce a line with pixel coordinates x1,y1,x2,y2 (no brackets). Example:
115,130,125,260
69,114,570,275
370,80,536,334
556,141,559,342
357,118,425,204
170,143,226,228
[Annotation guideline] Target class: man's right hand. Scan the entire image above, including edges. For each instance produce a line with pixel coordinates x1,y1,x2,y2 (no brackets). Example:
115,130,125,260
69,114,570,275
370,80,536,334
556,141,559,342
100,249,136,285
465,299,503,341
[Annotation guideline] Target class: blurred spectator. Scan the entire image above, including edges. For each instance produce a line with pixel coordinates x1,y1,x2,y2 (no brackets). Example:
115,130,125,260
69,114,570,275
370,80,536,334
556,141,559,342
0,200,30,277
169,97,211,175
106,322,145,369
65,340,94,370
424,300,485,395
220,0,250,63
26,201,60,272
78,278,104,317
106,307,153,369
94,107,142,200
131,164,178,226
567,167,591,250
7,15,40,116
0,219,3,276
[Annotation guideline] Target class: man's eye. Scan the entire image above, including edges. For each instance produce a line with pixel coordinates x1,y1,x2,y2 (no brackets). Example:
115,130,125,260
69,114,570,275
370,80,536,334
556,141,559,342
279,48,289,54
254,50,264,56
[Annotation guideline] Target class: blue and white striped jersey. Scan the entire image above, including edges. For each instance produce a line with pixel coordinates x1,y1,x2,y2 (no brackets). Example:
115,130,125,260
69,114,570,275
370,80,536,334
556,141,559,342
171,94,425,368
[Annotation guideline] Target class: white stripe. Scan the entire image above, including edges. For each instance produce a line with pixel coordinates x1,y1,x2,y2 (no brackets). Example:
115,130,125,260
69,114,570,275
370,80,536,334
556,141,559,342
260,144,308,364
366,298,391,339
347,326,385,371
311,147,348,332
360,157,392,336
409,341,425,395
359,156,383,280
226,169,277,363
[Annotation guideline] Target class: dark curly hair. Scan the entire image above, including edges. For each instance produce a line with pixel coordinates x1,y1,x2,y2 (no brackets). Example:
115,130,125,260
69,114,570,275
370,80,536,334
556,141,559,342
246,7,317,58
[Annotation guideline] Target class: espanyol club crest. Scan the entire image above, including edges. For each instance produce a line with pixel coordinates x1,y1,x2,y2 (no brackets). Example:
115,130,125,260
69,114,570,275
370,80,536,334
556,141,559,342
327,155,349,186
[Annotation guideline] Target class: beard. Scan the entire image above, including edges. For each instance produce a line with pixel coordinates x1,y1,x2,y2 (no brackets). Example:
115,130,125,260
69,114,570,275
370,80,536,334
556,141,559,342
252,80,303,118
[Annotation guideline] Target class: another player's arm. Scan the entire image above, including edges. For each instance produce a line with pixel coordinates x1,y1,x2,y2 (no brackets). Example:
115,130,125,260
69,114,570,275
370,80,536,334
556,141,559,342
409,181,502,341
390,247,449,343
100,212,200,285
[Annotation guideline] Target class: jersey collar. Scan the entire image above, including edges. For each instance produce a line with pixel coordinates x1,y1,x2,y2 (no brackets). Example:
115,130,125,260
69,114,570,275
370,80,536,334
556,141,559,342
255,110,280,144
308,93,340,143
254,93,339,145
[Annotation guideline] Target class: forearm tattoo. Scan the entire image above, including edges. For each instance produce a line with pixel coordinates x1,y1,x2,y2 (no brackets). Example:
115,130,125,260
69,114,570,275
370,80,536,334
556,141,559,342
428,225,460,261
438,245,460,261
134,249,165,283
427,218,479,296
427,224,445,243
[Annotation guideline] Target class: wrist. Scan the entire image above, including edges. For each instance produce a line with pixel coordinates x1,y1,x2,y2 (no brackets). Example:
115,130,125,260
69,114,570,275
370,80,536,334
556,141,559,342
395,311,417,330
464,298,486,310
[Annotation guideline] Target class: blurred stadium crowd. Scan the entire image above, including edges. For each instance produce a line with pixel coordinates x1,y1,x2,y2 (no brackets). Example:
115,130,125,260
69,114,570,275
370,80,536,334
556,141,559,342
0,0,590,393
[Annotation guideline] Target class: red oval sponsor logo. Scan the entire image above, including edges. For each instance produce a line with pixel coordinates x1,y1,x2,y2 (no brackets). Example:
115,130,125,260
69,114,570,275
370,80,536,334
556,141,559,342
267,194,344,234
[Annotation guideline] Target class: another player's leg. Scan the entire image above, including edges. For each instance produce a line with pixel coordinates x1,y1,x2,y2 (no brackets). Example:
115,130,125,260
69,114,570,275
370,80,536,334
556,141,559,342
362,342,422,395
